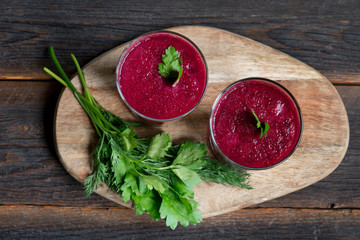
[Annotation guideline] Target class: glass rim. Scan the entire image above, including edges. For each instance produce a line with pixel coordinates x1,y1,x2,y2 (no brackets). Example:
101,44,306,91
209,77,303,170
115,30,208,122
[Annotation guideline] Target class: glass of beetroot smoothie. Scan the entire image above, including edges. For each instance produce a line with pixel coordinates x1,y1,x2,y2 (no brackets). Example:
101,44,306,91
116,31,208,122
210,78,303,170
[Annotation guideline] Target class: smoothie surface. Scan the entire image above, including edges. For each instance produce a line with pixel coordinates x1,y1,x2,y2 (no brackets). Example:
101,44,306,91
212,79,301,168
117,32,207,120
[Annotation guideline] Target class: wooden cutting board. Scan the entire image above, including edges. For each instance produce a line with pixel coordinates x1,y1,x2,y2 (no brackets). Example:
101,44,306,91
54,26,349,218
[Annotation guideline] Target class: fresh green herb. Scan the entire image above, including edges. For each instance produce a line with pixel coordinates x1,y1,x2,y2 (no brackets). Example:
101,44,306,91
251,109,270,138
158,46,183,86
44,47,251,230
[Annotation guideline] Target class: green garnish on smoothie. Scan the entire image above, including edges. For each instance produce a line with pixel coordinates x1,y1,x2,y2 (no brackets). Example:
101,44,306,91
158,46,183,86
251,109,270,138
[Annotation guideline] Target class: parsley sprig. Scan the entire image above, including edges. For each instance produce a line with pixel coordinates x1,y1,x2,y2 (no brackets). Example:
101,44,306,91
251,109,270,138
44,47,251,230
158,46,183,86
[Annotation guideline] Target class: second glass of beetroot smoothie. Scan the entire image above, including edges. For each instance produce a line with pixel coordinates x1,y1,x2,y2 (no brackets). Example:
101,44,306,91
209,78,303,170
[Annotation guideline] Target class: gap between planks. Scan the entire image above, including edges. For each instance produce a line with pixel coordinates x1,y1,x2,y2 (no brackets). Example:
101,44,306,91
2,75,360,86
0,204,359,211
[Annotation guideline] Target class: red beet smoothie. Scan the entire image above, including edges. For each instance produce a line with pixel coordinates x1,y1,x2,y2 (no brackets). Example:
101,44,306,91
210,79,302,169
116,32,207,121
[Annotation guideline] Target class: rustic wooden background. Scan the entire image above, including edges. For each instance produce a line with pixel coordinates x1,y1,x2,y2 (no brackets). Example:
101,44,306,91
0,0,359,239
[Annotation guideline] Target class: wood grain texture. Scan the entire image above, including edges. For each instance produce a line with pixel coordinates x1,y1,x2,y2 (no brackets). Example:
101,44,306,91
0,81,116,207
0,1,359,238
0,82,359,209
1,205,360,239
0,0,359,84
54,26,349,218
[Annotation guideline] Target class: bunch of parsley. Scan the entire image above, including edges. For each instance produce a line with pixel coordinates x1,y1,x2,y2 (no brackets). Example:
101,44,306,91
44,47,251,230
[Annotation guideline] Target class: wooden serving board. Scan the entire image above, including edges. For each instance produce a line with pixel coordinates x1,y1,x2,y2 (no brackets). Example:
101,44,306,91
54,26,349,218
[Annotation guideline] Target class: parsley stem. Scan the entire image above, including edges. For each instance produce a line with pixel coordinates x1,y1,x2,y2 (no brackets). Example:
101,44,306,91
48,47,78,93
122,152,173,171
43,67,68,88
71,54,94,104
48,47,70,81
71,53,102,136
130,161,145,177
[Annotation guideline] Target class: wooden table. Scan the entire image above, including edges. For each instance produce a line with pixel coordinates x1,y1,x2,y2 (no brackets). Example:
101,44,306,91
1,1,359,238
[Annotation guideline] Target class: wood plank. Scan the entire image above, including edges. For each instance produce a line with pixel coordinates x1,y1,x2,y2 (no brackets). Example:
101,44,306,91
1,205,359,239
0,1,359,84
0,81,117,207
0,81,359,209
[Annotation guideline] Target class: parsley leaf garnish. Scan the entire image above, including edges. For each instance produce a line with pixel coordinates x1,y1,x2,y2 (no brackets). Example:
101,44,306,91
158,46,183,86
44,47,251,230
251,109,270,138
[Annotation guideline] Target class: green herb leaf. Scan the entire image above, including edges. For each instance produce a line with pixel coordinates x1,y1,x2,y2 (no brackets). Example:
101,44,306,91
261,122,270,138
142,175,168,194
123,172,140,195
199,158,252,189
172,178,194,199
132,188,160,219
110,151,128,184
159,195,180,230
146,133,172,159
251,109,270,138
83,172,98,197
120,184,132,203
138,176,147,194
158,46,183,86
172,165,201,187
120,128,138,152
159,191,202,230
172,141,207,166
